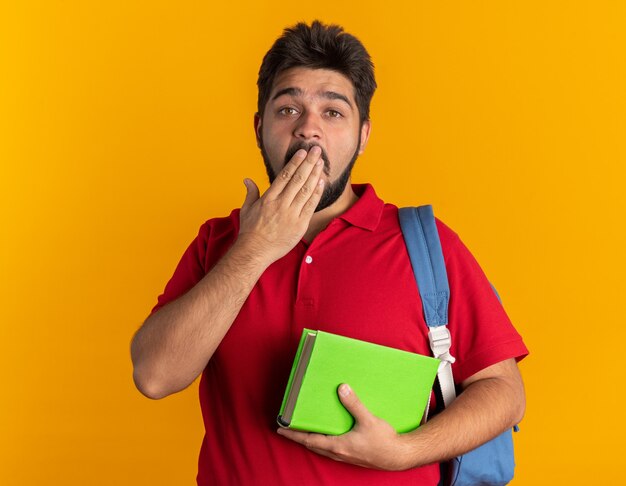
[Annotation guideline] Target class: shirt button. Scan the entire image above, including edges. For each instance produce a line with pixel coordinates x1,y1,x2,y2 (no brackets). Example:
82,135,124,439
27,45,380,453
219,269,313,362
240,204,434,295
305,255,313,264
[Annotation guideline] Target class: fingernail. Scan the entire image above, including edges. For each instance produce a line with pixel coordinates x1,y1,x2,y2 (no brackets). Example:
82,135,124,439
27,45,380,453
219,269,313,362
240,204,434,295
339,384,351,397
311,146,321,155
297,149,307,157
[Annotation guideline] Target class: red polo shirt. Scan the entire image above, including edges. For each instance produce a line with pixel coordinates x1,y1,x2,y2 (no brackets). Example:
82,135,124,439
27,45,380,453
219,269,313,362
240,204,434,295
151,183,528,485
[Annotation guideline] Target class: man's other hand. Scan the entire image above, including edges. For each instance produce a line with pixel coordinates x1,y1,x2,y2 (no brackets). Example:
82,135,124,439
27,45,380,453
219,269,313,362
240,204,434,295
238,147,325,264
277,384,412,471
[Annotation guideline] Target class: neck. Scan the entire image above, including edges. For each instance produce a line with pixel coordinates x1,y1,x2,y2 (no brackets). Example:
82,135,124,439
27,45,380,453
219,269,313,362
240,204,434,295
304,182,359,242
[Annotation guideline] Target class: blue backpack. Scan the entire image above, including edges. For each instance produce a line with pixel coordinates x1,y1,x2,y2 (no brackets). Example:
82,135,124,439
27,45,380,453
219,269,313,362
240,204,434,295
399,205,517,486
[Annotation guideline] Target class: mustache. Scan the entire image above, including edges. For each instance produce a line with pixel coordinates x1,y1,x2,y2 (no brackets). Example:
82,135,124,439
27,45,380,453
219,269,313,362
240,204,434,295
284,142,331,176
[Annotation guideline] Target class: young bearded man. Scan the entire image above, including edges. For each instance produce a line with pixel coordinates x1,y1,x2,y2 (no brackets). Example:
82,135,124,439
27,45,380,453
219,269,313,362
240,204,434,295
131,20,528,485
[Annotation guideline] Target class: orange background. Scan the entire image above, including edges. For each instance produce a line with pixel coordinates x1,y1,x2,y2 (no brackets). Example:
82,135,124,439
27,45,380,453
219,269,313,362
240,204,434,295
1,1,624,484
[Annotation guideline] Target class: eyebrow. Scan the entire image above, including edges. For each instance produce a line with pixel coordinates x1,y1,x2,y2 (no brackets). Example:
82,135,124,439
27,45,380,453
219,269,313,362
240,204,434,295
271,87,353,110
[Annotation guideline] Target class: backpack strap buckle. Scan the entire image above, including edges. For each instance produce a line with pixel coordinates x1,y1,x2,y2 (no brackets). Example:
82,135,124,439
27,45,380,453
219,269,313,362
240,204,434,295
428,325,457,408
428,325,456,365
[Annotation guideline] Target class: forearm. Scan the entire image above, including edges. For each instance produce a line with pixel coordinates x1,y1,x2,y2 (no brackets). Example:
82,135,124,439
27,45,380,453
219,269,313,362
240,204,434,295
131,149,324,399
400,361,525,469
131,235,270,399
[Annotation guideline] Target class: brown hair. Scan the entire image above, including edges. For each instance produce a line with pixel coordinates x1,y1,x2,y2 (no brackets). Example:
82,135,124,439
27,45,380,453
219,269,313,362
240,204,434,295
257,20,377,125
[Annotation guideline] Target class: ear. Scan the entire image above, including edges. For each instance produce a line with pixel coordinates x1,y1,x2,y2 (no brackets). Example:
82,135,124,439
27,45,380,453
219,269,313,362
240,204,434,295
358,119,372,155
254,113,262,148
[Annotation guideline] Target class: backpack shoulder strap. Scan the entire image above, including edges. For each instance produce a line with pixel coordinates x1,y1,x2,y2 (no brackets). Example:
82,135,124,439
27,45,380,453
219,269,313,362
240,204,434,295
398,205,457,408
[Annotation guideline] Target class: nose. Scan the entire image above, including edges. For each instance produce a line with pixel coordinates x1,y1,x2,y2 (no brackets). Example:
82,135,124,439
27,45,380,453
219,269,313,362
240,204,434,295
293,111,322,141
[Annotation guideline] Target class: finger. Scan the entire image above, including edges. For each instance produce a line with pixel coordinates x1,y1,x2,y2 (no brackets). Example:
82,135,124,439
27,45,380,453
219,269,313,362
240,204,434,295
280,146,323,204
299,177,325,218
264,149,308,199
290,158,324,210
241,178,260,210
277,428,334,451
337,384,374,426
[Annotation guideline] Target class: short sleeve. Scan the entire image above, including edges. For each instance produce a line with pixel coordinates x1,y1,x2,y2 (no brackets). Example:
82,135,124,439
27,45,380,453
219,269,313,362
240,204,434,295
149,223,211,316
443,232,529,383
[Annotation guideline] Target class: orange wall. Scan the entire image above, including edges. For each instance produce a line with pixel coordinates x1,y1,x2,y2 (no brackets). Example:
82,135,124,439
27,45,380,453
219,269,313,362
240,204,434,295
1,1,624,484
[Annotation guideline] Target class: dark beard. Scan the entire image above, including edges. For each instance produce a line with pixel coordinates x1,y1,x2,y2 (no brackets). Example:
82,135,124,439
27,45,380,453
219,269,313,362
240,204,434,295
259,133,361,213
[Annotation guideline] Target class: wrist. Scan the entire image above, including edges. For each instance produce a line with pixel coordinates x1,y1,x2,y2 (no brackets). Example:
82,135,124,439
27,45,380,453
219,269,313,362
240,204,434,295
396,429,428,470
230,233,275,271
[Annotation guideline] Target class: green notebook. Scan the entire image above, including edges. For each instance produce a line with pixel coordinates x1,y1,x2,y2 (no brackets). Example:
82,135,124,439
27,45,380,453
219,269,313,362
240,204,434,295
277,329,440,435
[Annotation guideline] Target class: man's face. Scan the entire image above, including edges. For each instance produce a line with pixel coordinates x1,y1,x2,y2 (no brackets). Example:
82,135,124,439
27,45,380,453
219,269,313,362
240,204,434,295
255,67,371,212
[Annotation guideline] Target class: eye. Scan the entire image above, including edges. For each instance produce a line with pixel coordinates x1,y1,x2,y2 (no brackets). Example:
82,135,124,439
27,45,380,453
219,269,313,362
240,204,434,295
278,107,299,116
327,110,343,118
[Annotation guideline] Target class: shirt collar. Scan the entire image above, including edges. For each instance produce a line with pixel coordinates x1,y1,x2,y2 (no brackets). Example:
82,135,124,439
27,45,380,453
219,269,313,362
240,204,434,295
338,183,385,232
